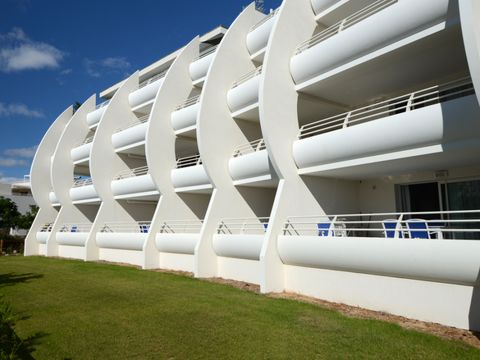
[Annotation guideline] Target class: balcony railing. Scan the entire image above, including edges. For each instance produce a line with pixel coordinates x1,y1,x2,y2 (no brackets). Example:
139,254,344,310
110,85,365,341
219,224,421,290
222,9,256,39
100,221,152,233
114,166,149,180
115,114,149,133
295,0,397,55
139,70,168,88
298,77,474,140
158,219,204,234
250,8,279,32
95,100,110,110
283,210,480,240
231,66,263,89
233,139,266,157
217,217,270,235
176,154,202,169
59,223,92,233
39,223,53,232
192,45,218,62
72,178,93,188
174,94,201,111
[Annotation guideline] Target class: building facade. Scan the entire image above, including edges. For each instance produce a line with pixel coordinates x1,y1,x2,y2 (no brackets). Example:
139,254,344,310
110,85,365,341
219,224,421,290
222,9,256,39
25,0,480,330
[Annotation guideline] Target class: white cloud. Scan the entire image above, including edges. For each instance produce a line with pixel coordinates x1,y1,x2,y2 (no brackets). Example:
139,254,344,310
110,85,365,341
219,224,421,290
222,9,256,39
0,102,44,118
59,68,72,75
4,146,37,158
84,56,131,77
0,158,28,167
0,27,64,72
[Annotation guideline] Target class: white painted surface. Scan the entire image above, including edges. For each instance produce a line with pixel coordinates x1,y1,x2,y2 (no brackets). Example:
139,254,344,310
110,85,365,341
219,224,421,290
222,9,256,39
290,0,449,84
48,191,58,205
69,185,99,202
171,165,211,189
56,232,89,246
217,256,261,285
98,248,144,267
171,102,200,131
58,245,85,260
112,123,148,150
155,233,199,255
189,52,215,82
36,232,49,244
128,79,164,108
284,265,480,330
246,15,276,55
310,0,341,15
70,143,92,163
96,232,147,251
86,107,106,128
227,75,261,113
228,150,271,182
159,252,195,273
213,234,265,261
111,174,157,198
38,243,47,256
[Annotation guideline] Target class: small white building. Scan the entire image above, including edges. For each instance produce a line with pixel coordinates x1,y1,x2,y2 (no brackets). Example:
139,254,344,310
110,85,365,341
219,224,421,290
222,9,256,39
24,0,480,331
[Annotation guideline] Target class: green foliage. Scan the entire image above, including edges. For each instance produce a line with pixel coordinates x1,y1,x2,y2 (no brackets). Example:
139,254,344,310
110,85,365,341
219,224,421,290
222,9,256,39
14,206,38,231
0,298,23,360
0,198,20,230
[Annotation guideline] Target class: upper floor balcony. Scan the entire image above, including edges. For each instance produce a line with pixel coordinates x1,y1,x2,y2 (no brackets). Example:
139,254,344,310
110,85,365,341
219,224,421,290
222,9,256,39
293,78,477,177
310,0,342,16
171,95,201,134
128,71,167,109
189,46,217,86
279,210,480,286
49,191,60,206
36,222,53,244
170,155,212,192
213,217,269,261
227,66,262,120
291,0,449,87
246,9,279,60
69,178,100,204
112,115,149,151
155,219,203,255
229,139,272,185
96,221,151,251
86,100,110,129
71,135,94,164
111,166,158,199
57,223,92,247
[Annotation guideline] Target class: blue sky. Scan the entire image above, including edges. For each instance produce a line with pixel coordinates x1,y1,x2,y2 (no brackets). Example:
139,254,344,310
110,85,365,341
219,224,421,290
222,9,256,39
0,0,281,182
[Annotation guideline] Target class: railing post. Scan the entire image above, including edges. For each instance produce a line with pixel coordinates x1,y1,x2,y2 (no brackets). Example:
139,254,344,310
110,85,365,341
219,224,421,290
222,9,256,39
395,214,404,239
406,93,415,111
342,112,351,128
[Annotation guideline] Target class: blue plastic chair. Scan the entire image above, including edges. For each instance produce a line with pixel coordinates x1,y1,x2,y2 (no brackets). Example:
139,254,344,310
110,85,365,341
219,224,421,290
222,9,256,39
382,220,402,238
71,225,78,233
262,223,268,231
317,222,331,237
406,219,430,239
139,224,150,234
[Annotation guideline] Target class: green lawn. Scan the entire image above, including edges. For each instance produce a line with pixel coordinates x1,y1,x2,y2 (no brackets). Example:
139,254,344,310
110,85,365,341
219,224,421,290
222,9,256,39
0,257,479,359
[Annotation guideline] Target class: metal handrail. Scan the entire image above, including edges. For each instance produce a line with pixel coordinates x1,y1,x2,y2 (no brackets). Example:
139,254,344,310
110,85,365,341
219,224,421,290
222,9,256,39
58,223,93,233
232,139,266,157
72,178,93,188
295,0,397,54
39,223,53,232
176,154,202,169
250,8,279,32
158,219,204,234
282,210,480,239
192,45,218,61
139,69,168,88
174,94,201,111
95,100,110,110
217,217,270,234
114,165,149,180
231,66,262,89
298,77,474,140
115,114,150,133
100,221,152,233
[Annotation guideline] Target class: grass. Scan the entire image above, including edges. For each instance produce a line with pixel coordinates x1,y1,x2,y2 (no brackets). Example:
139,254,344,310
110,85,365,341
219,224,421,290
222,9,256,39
0,257,479,359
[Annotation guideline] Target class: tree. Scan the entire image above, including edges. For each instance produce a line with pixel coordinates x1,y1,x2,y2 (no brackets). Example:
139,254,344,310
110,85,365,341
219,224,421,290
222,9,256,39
0,197,20,230
15,205,39,230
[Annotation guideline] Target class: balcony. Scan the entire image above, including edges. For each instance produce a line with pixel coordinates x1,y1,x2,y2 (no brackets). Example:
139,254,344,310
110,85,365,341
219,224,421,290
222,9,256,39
170,155,212,192
227,66,262,120
229,139,272,185
311,0,342,15
96,222,151,251
213,218,269,260
291,0,449,86
36,223,53,244
171,95,200,134
189,46,217,85
56,223,92,246
69,178,100,204
86,101,109,128
293,79,478,177
155,220,203,254
71,135,93,164
112,115,149,151
49,191,60,206
279,210,480,286
129,71,167,109
111,166,158,199
246,9,278,59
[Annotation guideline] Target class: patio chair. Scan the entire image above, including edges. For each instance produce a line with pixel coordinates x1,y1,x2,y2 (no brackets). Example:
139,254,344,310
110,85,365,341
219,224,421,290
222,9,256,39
382,219,402,238
317,222,331,237
406,219,430,239
70,225,78,233
139,224,150,233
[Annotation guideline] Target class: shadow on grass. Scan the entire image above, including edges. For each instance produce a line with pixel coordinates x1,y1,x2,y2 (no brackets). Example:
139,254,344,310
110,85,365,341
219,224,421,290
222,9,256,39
1,331,48,360
0,273,43,289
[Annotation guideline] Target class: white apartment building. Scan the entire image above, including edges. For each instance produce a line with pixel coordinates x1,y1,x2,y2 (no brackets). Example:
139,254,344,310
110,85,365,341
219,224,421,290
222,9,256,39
25,0,480,331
